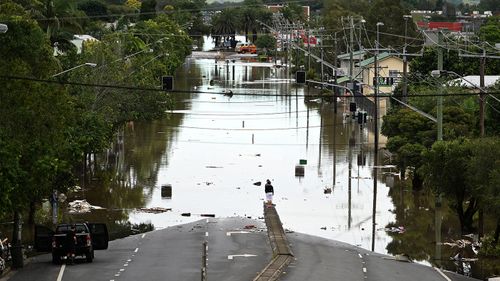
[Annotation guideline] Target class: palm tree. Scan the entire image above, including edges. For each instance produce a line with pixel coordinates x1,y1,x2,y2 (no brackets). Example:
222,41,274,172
210,9,237,47
30,0,87,52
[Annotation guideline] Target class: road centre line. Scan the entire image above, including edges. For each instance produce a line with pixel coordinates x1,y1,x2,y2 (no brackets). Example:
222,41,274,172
205,232,209,237
134,248,139,253
141,234,146,239
363,267,367,273
56,264,65,281
358,254,362,258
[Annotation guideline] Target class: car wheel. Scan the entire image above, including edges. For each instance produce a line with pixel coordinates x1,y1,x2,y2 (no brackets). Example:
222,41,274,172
86,250,94,263
52,254,61,264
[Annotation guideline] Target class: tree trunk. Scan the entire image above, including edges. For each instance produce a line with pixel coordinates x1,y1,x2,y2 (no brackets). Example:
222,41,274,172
494,217,500,245
28,201,35,225
411,172,423,191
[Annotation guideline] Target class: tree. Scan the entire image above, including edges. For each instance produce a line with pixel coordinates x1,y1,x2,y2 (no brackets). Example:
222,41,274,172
479,16,500,44
0,1,79,245
255,34,276,52
467,138,500,244
363,0,413,48
421,139,478,234
77,0,109,19
210,8,238,46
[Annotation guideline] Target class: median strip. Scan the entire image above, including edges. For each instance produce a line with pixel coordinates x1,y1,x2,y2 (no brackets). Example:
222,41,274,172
253,204,294,281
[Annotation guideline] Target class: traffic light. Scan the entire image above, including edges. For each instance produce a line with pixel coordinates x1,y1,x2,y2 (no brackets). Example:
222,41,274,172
162,76,174,91
296,71,306,84
349,102,356,112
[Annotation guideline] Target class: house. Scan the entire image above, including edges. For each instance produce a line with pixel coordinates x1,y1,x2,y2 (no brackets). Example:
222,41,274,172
358,52,404,95
336,50,366,80
358,52,404,116
54,34,99,56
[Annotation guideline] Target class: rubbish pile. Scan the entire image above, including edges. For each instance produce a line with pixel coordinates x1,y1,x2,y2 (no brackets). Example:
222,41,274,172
137,207,172,214
67,200,104,214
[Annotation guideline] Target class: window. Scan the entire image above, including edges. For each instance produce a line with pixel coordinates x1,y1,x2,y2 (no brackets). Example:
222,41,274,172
389,70,399,77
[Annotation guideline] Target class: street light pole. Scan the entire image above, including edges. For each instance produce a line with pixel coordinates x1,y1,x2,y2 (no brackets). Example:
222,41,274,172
403,15,411,103
52,62,97,77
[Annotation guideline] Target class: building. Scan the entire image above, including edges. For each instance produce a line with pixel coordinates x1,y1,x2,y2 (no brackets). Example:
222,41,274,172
358,52,403,95
358,52,404,117
336,50,367,80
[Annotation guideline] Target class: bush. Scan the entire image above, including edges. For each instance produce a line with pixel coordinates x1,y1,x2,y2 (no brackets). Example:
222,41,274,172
479,234,500,257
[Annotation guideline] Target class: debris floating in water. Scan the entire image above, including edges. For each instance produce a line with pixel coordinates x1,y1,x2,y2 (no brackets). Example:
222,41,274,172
67,200,104,214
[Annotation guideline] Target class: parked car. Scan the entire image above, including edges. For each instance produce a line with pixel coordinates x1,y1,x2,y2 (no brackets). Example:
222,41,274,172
235,42,248,53
239,44,257,54
35,222,109,264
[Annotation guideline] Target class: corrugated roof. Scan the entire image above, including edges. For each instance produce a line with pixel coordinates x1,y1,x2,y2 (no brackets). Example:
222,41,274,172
358,52,398,67
337,50,366,60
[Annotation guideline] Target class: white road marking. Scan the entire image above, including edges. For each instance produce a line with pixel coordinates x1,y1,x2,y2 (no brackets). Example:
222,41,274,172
363,267,367,273
114,274,120,277
227,254,257,260
120,268,125,272
358,254,363,258
434,267,452,281
56,264,66,281
206,219,209,223
134,248,139,253
226,231,250,236
141,234,146,239
205,232,209,237
123,263,128,266
127,259,132,262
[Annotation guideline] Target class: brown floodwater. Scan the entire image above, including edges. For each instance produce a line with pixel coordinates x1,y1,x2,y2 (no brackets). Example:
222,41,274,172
44,52,498,279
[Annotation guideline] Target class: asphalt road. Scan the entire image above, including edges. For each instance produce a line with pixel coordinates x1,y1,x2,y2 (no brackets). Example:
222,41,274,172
2,217,481,281
281,232,480,281
4,217,271,281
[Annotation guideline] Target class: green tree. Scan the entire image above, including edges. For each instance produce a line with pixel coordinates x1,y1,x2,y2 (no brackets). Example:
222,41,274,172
479,16,500,44
210,8,238,46
467,138,500,244
255,33,276,51
421,139,478,234
0,1,79,238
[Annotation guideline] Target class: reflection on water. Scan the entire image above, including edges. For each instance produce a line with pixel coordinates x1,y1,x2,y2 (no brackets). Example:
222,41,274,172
59,53,498,279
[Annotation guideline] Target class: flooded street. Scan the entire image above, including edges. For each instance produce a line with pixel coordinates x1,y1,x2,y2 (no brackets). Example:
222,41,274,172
113,54,394,254
63,48,498,279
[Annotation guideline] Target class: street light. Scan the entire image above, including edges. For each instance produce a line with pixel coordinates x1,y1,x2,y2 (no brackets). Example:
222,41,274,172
403,15,412,102
52,62,97,77
0,23,7,33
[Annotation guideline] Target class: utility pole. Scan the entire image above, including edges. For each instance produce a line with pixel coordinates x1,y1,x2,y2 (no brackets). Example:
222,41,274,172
372,21,383,252
434,29,444,267
437,31,443,142
479,53,485,137
334,33,338,113
307,23,311,70
320,34,324,90
403,15,411,103
349,17,354,83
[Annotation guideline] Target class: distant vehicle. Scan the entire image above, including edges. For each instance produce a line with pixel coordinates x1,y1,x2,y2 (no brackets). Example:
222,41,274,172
235,42,248,53
239,43,257,54
35,222,109,264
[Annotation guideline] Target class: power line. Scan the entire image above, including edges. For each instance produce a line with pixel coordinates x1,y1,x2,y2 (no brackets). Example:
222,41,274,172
1,75,499,98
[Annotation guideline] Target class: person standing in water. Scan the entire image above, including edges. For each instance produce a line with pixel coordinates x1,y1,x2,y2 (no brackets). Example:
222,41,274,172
265,179,274,205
